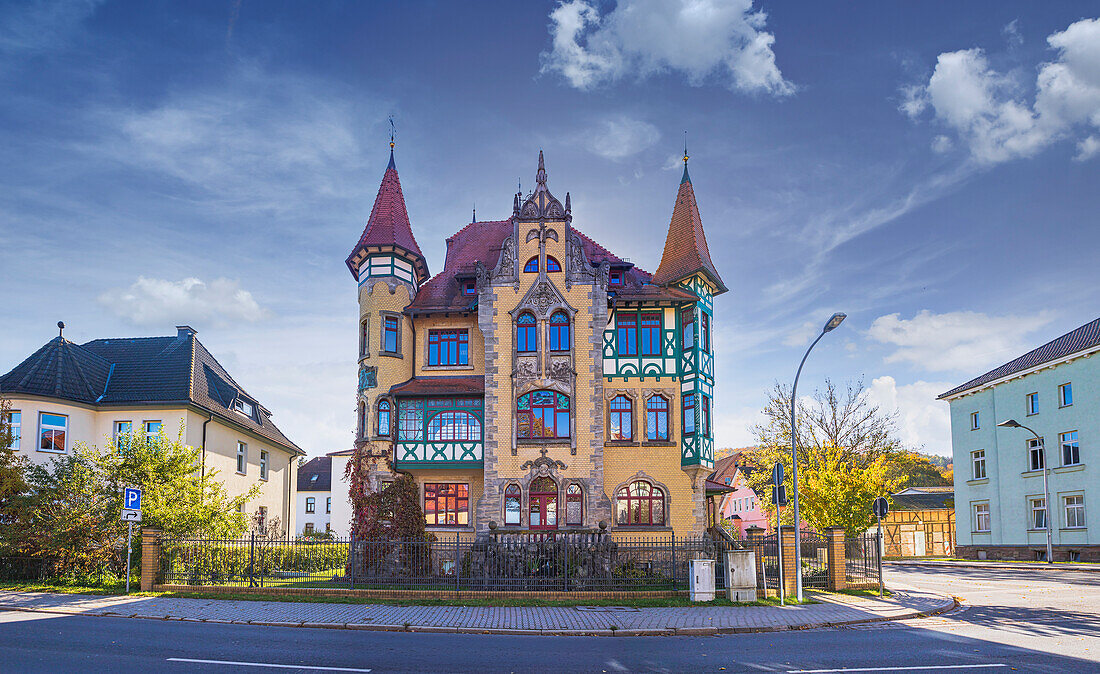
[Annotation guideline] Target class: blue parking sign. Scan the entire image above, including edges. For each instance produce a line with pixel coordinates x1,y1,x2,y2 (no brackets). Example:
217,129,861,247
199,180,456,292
124,487,142,510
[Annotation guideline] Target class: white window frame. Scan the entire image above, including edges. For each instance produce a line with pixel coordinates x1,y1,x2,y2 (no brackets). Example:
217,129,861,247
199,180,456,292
973,502,991,532
970,411,980,430
971,449,986,479
1059,382,1073,407
305,497,316,513
113,420,133,450
38,412,68,453
1026,392,1039,416
1064,495,1085,529
234,398,254,417
259,449,269,481
1028,437,1045,472
143,420,162,443
1029,497,1047,530
3,410,20,450
326,497,331,514
1060,431,1080,466
236,441,247,475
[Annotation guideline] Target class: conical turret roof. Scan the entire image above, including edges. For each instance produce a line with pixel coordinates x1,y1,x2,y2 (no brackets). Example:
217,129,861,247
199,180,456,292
651,164,727,294
345,150,429,282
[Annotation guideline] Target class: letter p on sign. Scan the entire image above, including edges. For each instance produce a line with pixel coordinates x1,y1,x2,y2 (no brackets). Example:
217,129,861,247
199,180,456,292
125,487,142,510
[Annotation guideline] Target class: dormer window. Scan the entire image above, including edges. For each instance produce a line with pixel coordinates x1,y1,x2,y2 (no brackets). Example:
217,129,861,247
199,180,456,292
462,280,476,295
609,271,623,286
234,399,254,417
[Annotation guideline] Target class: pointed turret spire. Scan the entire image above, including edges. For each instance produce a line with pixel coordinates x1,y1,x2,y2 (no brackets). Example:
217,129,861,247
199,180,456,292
651,155,727,294
681,131,691,184
345,136,429,282
517,151,566,220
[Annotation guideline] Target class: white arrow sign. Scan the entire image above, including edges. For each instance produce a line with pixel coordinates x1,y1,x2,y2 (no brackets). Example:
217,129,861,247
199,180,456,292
121,509,142,522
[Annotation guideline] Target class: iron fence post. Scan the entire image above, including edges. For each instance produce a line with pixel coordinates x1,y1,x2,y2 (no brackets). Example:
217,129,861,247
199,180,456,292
249,531,256,588
455,532,461,595
349,533,356,589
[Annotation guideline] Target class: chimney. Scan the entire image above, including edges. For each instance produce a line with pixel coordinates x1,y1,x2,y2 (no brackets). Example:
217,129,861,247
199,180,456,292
176,325,197,339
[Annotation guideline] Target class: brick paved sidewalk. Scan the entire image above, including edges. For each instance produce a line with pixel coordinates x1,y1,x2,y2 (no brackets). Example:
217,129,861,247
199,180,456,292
0,589,953,636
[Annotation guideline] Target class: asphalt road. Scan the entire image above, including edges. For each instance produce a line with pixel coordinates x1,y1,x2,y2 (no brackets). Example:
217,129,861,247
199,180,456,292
1,565,1097,673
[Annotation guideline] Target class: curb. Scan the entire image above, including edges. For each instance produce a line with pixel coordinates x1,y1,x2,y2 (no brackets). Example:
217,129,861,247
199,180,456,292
0,594,958,637
886,560,1100,574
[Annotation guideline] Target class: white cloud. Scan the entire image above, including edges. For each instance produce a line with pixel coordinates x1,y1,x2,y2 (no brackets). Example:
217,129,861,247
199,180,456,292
0,0,101,54
782,320,817,347
98,277,269,327
1076,135,1100,161
867,309,1053,373
901,17,1100,164
1002,19,1023,48
541,0,794,96
867,376,952,456
587,115,661,160
931,134,953,153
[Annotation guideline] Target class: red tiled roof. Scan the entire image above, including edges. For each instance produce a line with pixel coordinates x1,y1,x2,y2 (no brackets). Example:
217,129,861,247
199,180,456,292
345,152,428,282
406,219,513,313
389,375,484,397
939,317,1100,399
651,166,727,294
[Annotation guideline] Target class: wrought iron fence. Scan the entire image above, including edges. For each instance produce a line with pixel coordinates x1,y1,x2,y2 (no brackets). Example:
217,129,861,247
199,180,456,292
845,533,882,587
160,532,730,592
799,532,829,590
743,533,779,590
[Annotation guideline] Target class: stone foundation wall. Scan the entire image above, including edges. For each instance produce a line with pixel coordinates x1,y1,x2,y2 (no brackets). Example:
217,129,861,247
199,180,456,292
956,544,1100,563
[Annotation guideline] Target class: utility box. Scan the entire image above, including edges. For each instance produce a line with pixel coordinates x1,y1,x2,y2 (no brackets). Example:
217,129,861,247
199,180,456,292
689,558,716,601
723,549,757,602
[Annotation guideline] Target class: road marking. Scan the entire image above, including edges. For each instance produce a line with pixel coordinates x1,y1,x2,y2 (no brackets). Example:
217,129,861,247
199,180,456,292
788,665,1007,673
167,658,371,672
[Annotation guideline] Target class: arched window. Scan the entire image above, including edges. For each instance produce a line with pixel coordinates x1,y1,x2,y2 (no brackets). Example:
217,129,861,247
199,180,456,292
609,396,632,440
357,401,366,438
517,390,570,438
548,311,570,351
427,411,482,441
646,396,669,441
529,476,557,530
504,484,521,526
377,399,391,436
516,312,537,353
523,256,539,273
615,480,665,526
566,483,583,526
546,256,562,272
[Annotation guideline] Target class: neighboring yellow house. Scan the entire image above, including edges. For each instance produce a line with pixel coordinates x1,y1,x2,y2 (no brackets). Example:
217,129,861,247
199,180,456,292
345,145,726,538
0,325,303,534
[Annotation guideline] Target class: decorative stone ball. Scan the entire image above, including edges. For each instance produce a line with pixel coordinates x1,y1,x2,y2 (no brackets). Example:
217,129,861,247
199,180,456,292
488,521,498,530
598,520,608,530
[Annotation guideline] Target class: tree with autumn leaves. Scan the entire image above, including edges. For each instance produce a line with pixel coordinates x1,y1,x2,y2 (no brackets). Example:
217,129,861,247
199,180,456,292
745,379,911,537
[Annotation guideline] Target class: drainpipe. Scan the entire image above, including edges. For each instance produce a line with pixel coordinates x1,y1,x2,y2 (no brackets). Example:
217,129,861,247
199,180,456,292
200,412,214,483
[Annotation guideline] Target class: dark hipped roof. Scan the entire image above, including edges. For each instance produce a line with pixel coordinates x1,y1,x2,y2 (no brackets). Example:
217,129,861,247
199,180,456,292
651,164,727,294
939,317,1100,399
890,491,954,511
297,456,332,492
0,328,302,454
389,376,484,397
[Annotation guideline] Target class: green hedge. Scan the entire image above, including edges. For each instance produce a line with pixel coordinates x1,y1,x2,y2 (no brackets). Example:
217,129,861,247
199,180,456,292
164,541,348,585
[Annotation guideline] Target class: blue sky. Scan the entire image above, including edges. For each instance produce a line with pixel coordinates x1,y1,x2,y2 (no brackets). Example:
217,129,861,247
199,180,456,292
2,1,1098,458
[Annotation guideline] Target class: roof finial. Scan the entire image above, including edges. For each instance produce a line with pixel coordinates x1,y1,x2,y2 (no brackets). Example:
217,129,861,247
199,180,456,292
472,202,476,223
57,321,65,338
681,130,691,184
387,116,396,169
536,150,547,186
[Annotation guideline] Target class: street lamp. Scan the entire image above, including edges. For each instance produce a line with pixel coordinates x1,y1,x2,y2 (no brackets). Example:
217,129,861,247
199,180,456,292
998,419,1054,564
790,312,846,602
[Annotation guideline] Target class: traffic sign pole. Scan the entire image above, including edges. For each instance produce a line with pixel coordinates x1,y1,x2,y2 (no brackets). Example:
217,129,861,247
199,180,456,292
126,520,132,594
876,514,883,598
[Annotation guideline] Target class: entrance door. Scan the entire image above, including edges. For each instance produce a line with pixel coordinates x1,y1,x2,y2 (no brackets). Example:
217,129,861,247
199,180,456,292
912,529,926,557
529,476,558,530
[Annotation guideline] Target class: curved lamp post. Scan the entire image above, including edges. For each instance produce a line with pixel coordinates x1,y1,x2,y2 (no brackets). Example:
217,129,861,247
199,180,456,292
791,312,846,602
998,419,1054,564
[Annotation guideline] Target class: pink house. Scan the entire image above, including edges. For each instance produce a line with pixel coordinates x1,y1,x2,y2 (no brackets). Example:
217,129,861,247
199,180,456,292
710,452,770,535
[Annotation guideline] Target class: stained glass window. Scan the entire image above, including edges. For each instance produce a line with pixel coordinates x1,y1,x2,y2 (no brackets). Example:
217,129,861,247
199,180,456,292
398,400,425,440
549,311,570,351
566,484,583,526
615,480,665,526
517,390,570,438
646,396,669,441
377,399,391,436
427,411,482,441
517,312,537,353
609,396,632,440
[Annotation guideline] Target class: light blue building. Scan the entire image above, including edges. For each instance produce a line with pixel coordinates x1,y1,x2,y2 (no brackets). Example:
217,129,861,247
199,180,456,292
940,318,1098,561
